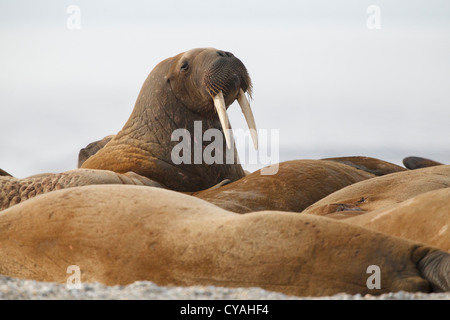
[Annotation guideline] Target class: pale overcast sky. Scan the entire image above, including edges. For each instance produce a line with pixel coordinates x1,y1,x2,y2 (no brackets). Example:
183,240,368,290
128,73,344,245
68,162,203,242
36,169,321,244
1,1,449,177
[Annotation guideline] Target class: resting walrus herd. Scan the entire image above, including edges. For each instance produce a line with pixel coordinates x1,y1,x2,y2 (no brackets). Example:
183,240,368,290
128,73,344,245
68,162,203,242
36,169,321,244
0,48,448,297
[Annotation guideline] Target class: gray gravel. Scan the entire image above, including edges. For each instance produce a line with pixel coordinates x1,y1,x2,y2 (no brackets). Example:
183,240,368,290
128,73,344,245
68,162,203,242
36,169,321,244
0,276,448,300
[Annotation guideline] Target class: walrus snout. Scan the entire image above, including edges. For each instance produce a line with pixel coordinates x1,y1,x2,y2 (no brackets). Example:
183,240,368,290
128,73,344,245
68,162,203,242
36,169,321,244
204,52,252,100
201,50,257,149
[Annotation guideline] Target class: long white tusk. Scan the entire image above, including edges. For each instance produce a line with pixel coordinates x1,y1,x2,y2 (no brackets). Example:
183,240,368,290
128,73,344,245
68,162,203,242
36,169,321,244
213,91,232,149
237,88,258,150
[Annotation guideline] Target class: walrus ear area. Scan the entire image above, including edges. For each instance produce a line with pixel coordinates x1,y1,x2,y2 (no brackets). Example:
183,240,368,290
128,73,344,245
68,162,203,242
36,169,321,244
166,57,190,84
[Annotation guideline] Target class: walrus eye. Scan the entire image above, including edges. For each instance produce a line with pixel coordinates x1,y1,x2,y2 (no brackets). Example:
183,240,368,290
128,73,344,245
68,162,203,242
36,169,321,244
180,61,189,72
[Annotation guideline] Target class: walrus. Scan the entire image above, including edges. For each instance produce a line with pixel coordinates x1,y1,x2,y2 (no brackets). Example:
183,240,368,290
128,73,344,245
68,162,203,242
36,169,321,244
81,48,258,192
321,156,407,176
0,168,12,177
0,159,373,214
193,160,374,213
0,169,162,211
403,156,444,170
78,135,114,168
345,188,450,251
302,165,450,218
0,185,448,296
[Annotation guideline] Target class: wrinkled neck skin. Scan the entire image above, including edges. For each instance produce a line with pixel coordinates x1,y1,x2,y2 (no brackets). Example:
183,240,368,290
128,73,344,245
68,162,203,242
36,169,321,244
82,59,245,192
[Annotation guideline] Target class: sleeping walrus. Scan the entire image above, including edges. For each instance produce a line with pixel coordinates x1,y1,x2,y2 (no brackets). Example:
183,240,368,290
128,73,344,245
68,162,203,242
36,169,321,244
0,185,448,297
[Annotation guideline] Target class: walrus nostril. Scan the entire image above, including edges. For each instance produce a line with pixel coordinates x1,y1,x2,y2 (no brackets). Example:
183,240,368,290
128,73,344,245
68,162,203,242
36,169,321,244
217,51,234,58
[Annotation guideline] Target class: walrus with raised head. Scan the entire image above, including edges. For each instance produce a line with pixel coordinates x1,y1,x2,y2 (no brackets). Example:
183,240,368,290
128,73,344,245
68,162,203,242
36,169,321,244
81,48,258,192
1,48,259,209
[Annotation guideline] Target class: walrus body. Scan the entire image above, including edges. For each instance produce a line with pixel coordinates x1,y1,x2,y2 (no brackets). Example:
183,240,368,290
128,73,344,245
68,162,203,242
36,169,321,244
321,156,407,176
346,188,450,251
0,185,448,296
303,165,450,217
194,160,374,213
302,166,450,251
78,135,114,168
0,169,162,211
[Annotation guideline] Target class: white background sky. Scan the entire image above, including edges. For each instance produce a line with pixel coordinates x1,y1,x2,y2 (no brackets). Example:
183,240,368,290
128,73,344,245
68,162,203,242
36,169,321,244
1,0,449,177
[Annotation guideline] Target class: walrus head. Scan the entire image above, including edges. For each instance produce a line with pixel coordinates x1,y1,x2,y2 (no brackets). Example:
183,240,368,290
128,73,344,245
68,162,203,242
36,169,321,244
81,48,257,191
165,48,257,149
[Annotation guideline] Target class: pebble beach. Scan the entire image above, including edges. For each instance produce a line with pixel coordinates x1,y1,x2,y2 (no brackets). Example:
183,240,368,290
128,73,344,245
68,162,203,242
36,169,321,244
1,276,448,300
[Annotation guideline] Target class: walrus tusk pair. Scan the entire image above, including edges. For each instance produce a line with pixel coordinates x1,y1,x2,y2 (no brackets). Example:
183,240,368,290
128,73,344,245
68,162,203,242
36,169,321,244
213,89,258,150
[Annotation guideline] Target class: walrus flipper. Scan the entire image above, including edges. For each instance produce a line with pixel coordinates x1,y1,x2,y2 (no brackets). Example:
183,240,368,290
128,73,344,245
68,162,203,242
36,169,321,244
403,156,444,170
418,250,450,292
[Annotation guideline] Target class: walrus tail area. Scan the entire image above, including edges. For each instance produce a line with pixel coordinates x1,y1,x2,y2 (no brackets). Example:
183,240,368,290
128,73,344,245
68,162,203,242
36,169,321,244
417,250,450,292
